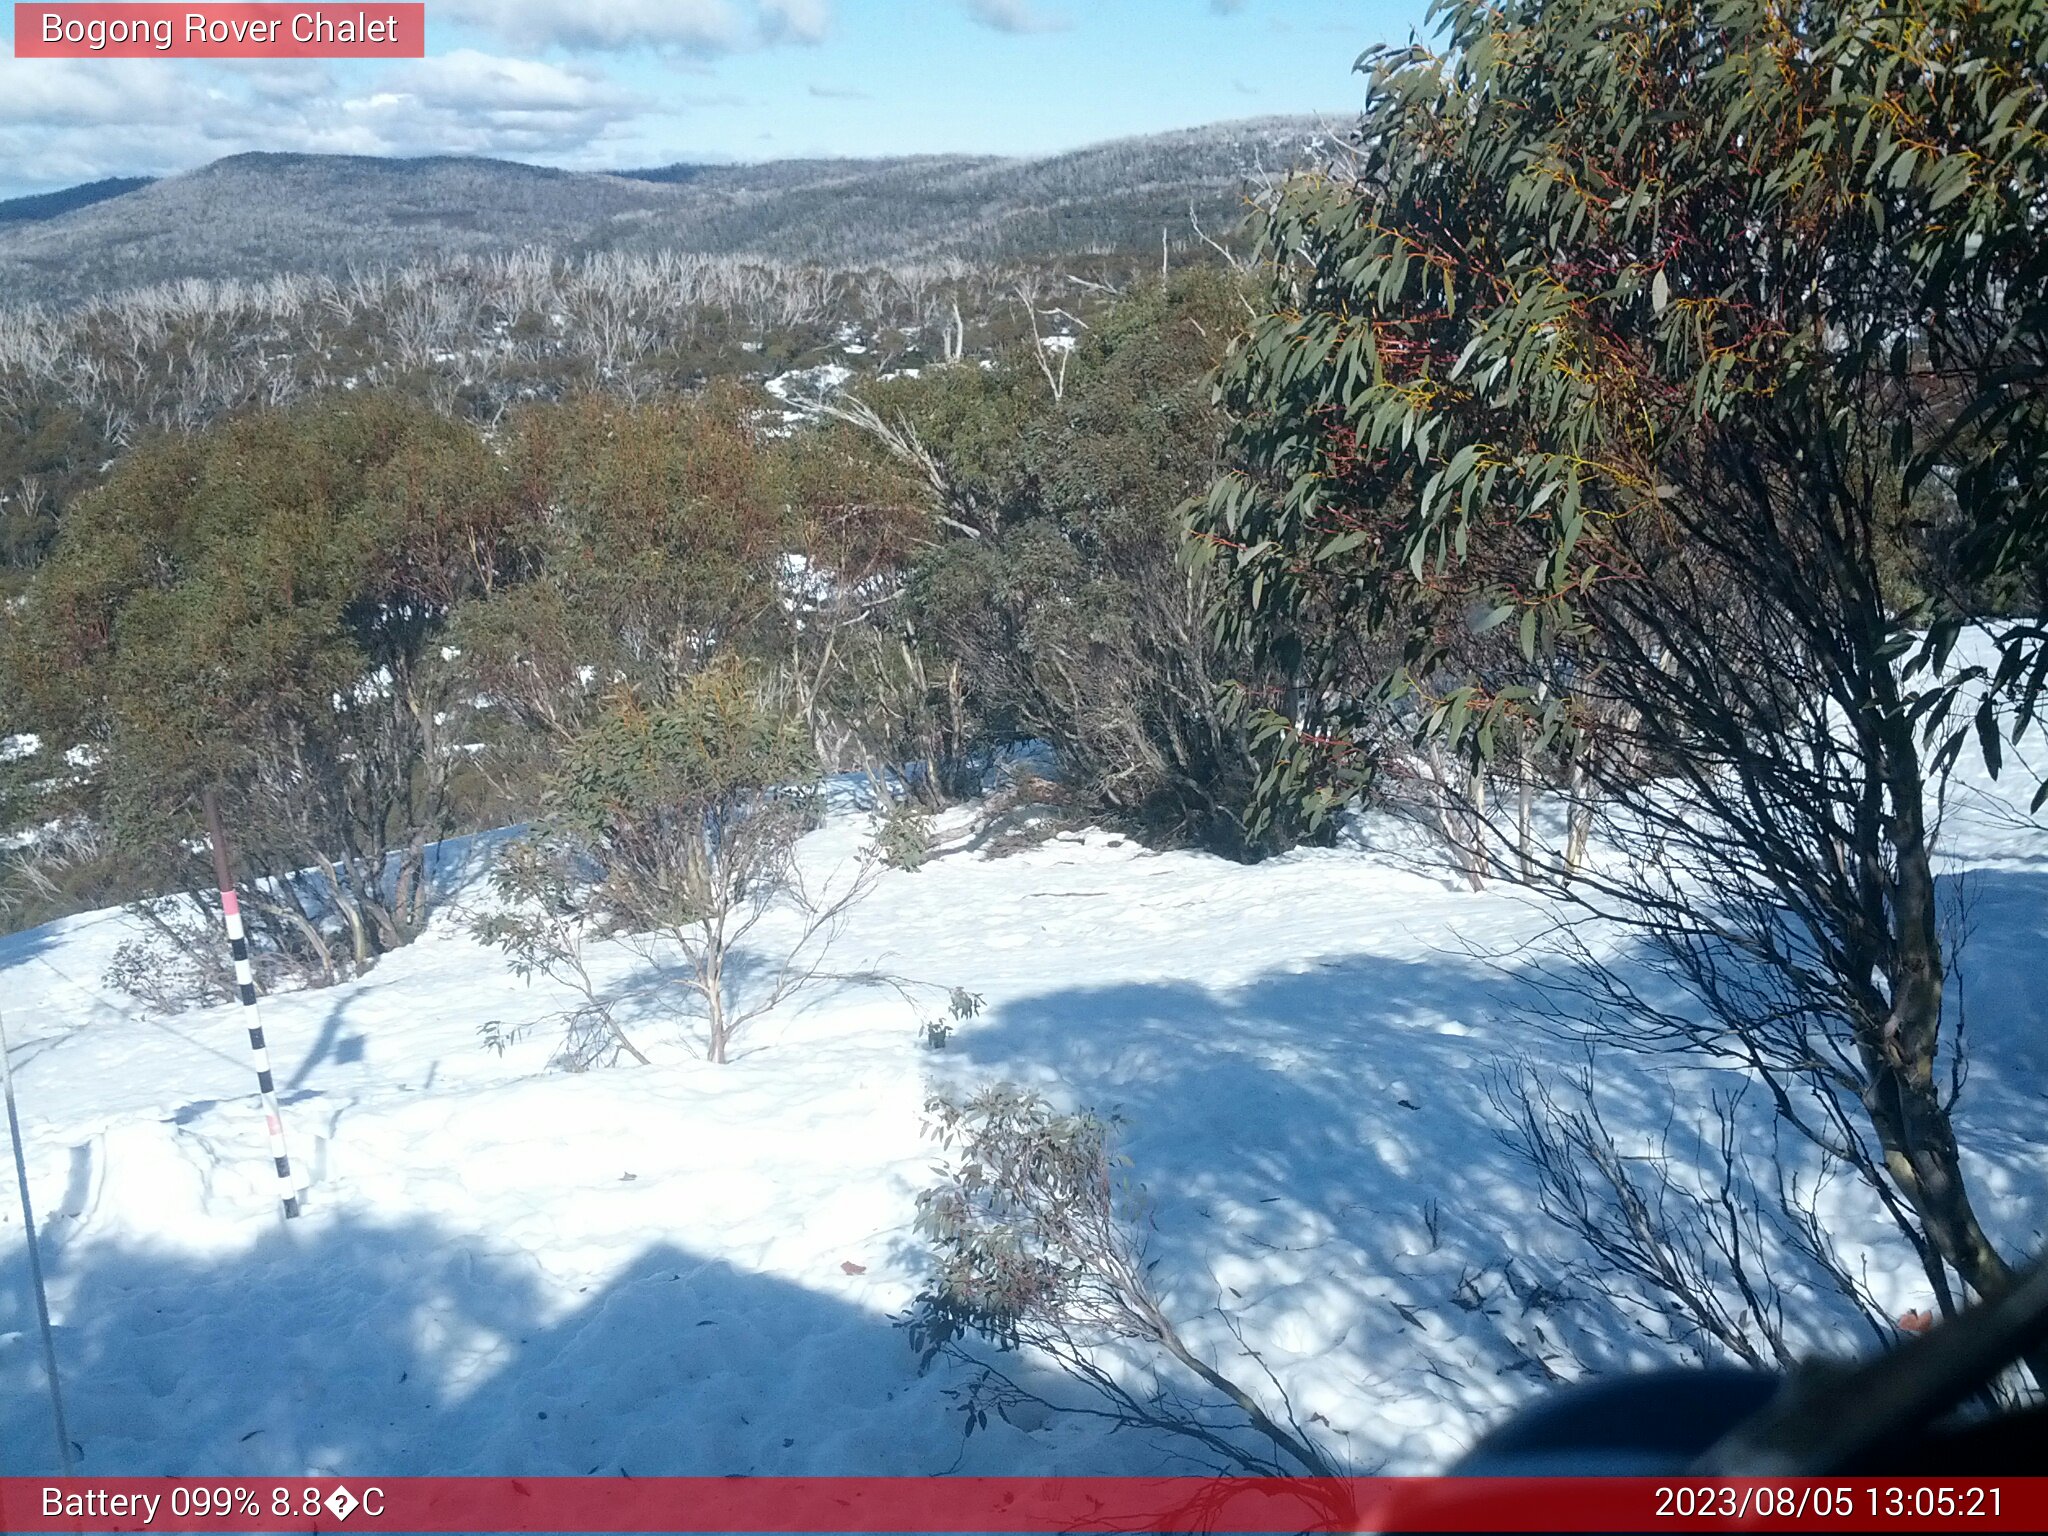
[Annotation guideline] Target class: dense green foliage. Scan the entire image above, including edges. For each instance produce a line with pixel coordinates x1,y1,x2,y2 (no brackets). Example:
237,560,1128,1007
877,271,1301,856
1201,0,2048,810
0,265,1286,954
0,395,108,583
459,391,801,731
5,393,516,968
477,661,829,1067
552,661,819,934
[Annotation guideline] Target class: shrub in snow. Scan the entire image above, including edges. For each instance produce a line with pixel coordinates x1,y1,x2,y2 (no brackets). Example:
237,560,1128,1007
808,273,1304,860
470,836,648,1069
475,1015,534,1061
916,986,982,1050
104,925,235,1017
876,798,934,872
0,814,126,934
835,640,991,811
103,893,322,1015
960,769,1082,860
907,1084,1337,1476
476,661,873,1065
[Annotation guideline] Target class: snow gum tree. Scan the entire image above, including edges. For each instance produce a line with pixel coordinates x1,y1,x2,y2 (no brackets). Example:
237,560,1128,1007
451,389,912,807
1199,0,2048,1371
4,392,517,978
456,392,790,701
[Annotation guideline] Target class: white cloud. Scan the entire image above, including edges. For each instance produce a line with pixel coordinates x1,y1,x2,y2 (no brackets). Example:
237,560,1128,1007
962,0,1069,34
436,0,827,53
0,59,192,127
0,60,247,184
333,51,644,157
0,51,646,186
219,60,342,106
759,0,833,44
391,51,636,115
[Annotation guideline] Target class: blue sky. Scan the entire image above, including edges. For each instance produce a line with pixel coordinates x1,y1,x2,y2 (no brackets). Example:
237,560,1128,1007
0,1,1425,198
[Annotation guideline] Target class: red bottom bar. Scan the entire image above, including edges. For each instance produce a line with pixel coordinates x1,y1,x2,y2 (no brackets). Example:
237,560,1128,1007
4,1477,2046,1533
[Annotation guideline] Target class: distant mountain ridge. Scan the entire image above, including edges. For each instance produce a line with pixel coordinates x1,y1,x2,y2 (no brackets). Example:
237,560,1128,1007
0,176,156,226
0,118,1334,307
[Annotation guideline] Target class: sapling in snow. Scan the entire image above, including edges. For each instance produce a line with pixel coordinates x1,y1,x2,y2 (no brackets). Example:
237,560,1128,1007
475,661,875,1065
908,1083,1338,1477
471,835,647,1070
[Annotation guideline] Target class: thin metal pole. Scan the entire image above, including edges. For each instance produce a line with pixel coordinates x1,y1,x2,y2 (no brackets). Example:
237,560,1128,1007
1,1007,76,1475
202,788,301,1221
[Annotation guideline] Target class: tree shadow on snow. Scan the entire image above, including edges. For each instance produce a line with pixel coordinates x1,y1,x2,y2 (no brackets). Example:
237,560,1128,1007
935,910,2046,1468
0,1216,1125,1478
936,952,1652,1467
933,856,2048,1466
1942,866,2048,1083
946,951,1665,1286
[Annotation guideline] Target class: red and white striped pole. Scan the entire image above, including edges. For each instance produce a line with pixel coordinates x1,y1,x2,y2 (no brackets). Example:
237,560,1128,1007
202,788,301,1222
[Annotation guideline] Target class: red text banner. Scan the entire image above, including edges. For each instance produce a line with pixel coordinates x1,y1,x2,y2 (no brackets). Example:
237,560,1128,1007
13,5,425,58
2,1477,2047,1533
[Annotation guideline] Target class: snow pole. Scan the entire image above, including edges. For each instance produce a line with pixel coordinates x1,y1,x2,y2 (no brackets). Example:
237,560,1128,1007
202,788,301,1222
1,1006,76,1475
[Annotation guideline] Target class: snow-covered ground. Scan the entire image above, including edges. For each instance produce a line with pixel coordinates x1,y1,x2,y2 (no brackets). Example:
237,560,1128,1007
3,749,2045,1478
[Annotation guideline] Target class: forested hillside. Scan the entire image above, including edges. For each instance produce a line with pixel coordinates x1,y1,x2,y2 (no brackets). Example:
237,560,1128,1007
0,117,1323,307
